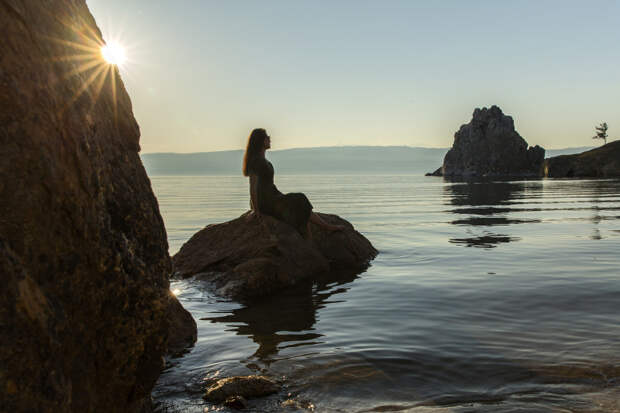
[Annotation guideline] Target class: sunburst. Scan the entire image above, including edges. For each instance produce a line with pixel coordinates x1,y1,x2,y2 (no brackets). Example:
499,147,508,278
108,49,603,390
101,42,127,66
43,11,135,123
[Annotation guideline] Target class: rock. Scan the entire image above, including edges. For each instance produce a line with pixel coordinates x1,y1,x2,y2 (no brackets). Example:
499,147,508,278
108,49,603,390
425,166,443,177
543,140,620,177
172,212,377,300
224,395,249,410
436,105,545,177
166,294,197,356
0,1,192,411
282,398,315,410
203,375,279,402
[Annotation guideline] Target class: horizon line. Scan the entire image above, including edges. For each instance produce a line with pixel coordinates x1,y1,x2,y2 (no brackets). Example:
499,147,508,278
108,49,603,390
141,144,596,156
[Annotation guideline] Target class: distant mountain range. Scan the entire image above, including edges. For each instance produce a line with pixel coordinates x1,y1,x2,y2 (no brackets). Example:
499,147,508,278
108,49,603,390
140,146,595,176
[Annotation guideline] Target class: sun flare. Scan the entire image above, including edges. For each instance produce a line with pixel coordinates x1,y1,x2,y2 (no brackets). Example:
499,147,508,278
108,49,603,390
101,42,126,65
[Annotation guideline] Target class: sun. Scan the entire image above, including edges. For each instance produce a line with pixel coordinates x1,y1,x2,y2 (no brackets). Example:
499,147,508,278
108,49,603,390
100,42,126,65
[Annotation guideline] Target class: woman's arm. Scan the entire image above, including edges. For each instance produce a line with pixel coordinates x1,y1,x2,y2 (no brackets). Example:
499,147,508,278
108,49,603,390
249,175,260,216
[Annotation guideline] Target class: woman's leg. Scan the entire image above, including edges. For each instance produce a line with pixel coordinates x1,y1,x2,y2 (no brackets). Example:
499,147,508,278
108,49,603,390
309,212,345,231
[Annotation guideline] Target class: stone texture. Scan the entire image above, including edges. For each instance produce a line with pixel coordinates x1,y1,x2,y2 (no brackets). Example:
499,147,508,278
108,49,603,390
172,212,377,300
436,105,545,177
0,1,194,411
223,395,249,410
282,398,316,410
203,376,279,403
543,140,620,178
166,294,198,356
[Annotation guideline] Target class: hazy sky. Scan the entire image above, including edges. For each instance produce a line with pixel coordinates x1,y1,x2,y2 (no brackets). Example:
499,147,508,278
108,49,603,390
86,1,620,153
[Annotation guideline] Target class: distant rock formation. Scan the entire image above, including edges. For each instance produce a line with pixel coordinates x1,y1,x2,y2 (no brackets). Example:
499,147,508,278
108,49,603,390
172,212,377,300
0,1,194,411
543,140,620,177
428,106,545,177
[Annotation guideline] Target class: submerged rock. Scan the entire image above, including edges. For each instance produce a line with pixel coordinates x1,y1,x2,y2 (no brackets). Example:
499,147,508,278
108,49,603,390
172,212,377,300
203,375,279,402
0,1,194,411
543,140,620,177
429,105,545,177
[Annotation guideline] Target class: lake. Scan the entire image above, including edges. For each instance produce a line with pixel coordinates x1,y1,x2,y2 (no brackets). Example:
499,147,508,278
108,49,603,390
150,175,620,412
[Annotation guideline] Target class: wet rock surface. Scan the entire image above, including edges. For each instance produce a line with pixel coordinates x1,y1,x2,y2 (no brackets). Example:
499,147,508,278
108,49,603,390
203,375,280,403
172,212,377,300
224,395,249,410
281,398,316,410
166,294,197,356
430,105,545,177
543,140,620,177
0,1,193,411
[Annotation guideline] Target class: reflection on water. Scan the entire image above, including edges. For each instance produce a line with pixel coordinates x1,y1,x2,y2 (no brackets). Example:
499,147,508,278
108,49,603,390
151,175,620,412
444,179,539,248
203,271,359,366
446,179,530,206
449,232,520,248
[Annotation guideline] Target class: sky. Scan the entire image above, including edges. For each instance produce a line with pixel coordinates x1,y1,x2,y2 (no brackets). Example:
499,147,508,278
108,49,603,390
86,0,620,153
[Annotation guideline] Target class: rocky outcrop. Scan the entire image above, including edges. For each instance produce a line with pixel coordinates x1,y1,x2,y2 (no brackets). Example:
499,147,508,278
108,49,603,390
172,212,377,300
429,105,545,177
0,1,194,411
543,140,620,178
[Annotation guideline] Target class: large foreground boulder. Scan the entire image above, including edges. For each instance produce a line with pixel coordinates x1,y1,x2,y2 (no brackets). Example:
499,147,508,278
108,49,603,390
0,1,194,411
172,212,377,300
430,105,545,177
543,140,620,177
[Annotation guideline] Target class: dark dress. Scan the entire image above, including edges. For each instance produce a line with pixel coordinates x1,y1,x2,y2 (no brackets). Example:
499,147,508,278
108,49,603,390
248,156,313,234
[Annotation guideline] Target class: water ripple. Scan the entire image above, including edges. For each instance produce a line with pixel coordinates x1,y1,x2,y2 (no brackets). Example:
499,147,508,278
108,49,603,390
152,175,620,412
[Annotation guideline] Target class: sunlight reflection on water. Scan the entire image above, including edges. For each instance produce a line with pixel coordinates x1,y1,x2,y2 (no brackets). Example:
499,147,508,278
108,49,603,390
151,175,620,413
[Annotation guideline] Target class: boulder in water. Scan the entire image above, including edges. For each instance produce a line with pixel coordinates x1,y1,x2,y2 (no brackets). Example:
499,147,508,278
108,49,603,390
172,212,377,300
203,375,279,403
166,294,197,356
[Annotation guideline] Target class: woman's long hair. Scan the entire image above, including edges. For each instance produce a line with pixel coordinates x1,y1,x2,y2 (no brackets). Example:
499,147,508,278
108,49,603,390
242,128,267,176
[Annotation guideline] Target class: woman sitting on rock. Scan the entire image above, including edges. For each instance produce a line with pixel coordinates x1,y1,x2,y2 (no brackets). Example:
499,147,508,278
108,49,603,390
242,128,343,237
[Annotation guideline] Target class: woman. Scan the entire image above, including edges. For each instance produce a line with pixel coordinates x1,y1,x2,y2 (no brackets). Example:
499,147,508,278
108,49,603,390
242,128,343,237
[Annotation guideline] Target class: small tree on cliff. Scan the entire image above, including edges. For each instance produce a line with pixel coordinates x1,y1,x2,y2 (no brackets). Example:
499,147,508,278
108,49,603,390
592,122,608,145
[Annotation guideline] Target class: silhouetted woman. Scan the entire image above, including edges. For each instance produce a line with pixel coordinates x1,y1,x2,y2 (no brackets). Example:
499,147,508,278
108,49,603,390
242,128,343,237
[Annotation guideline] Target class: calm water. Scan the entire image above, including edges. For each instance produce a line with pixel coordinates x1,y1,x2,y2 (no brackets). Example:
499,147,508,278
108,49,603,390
151,175,620,413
